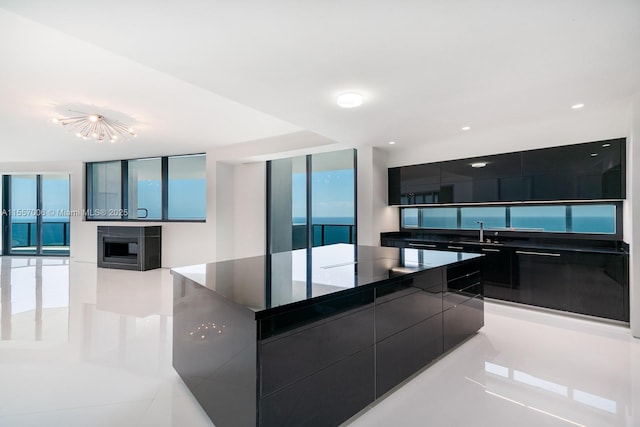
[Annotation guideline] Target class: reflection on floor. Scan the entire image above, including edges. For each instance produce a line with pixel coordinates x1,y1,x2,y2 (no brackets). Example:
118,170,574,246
0,257,638,427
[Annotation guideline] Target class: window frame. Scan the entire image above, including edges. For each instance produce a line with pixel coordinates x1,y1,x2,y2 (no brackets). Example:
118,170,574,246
399,201,623,241
85,153,206,223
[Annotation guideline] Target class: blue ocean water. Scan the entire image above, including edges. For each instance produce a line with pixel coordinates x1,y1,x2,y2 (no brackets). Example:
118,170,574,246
10,219,70,247
292,217,355,248
402,215,614,234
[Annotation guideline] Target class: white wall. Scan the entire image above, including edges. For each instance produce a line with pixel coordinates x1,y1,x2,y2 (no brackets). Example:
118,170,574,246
215,161,235,261
357,147,397,246
630,96,640,338
233,162,266,259
387,100,630,167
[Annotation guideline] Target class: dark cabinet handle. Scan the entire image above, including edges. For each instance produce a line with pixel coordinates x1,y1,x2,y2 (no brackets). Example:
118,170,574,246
515,250,560,257
409,243,437,248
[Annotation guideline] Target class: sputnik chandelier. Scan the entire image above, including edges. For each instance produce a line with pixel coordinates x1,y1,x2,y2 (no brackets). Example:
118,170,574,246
52,112,136,143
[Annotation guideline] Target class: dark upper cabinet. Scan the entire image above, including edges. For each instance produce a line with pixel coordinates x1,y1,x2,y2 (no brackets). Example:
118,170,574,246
388,138,625,205
388,167,401,205
439,152,522,203
388,163,441,205
522,138,625,201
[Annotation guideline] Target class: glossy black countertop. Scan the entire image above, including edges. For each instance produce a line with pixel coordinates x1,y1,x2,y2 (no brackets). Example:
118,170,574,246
171,243,481,318
381,232,629,255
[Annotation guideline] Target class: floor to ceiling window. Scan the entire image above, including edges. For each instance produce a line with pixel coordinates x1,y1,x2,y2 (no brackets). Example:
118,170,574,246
267,149,356,254
2,174,70,256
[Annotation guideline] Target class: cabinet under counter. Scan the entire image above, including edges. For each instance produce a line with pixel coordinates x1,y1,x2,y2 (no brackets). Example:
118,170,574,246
381,233,629,322
172,244,483,427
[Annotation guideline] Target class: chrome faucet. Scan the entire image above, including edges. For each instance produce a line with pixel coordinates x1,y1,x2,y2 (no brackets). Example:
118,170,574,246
476,221,484,242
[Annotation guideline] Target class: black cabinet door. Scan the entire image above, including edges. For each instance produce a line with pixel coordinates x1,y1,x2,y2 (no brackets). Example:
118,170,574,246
565,252,628,321
402,163,441,204
514,249,569,312
374,268,444,397
480,247,515,300
388,167,401,205
522,139,624,201
443,296,484,352
440,152,522,203
389,164,441,205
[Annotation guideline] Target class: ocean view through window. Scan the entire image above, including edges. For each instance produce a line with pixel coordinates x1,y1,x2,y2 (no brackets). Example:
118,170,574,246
401,203,618,235
86,154,206,222
2,174,70,255
268,149,356,253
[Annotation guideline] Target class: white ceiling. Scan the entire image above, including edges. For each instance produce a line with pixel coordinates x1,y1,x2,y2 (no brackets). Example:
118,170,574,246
1,0,639,163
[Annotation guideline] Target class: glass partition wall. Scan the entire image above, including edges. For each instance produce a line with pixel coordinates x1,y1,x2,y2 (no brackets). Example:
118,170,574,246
86,153,206,221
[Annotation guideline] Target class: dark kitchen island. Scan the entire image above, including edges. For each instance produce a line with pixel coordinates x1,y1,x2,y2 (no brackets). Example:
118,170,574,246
172,244,483,427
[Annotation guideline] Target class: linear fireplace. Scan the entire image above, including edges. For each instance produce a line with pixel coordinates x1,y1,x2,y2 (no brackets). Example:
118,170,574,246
98,226,161,271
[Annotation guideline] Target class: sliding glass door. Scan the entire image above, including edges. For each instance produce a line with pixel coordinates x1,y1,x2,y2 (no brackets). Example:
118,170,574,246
8,175,38,255
267,149,356,254
2,174,70,256
41,175,71,254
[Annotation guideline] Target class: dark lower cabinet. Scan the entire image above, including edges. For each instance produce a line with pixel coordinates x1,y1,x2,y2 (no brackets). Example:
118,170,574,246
174,255,484,427
258,263,481,426
512,249,629,321
443,262,484,352
259,346,375,427
514,250,569,312
444,296,485,352
376,314,443,397
375,268,446,397
565,252,628,321
259,295,375,396
381,237,629,322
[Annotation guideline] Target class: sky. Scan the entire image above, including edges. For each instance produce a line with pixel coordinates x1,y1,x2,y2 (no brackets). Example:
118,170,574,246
292,169,355,221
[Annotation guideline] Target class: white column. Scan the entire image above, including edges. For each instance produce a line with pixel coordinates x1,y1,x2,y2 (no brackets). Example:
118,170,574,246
630,95,640,338
215,161,235,261
357,146,399,247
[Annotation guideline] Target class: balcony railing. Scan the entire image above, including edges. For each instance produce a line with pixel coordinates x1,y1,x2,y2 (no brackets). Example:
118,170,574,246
10,221,70,248
292,223,355,250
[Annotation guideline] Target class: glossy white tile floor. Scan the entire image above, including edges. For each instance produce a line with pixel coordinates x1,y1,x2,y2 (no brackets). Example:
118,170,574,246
1,257,638,427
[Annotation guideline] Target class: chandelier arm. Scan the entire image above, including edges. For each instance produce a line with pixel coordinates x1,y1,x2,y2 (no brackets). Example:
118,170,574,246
60,117,88,126
106,119,132,133
77,121,93,136
53,113,136,141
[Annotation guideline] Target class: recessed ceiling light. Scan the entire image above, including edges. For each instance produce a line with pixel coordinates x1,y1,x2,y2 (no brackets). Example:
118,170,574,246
571,103,584,109
462,126,471,131
336,92,364,108
602,143,611,147
471,162,487,168
388,141,396,145
590,153,598,157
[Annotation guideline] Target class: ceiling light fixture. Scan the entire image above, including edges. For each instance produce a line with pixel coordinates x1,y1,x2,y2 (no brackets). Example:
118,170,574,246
336,92,363,108
388,141,396,145
462,126,471,131
471,162,487,168
52,112,136,143
571,103,585,109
